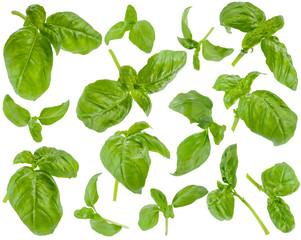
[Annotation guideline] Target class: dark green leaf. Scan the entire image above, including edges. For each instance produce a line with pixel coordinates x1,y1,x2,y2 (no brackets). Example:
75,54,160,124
127,121,151,135
74,207,95,219
124,5,137,25
150,188,168,211
90,214,122,236
177,37,198,49
220,144,238,188
105,21,128,45
193,46,201,70
131,89,152,116
118,65,137,91
26,4,46,29
209,122,226,145
13,150,35,165
172,185,208,208
85,173,101,208
40,23,61,55
202,40,233,61
28,117,43,143
138,204,160,231
181,6,193,39
39,100,69,125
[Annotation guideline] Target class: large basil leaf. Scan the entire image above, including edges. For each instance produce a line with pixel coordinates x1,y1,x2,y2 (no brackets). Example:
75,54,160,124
34,146,79,178
85,173,101,208
47,12,102,54
138,204,160,230
267,197,295,233
202,40,233,61
90,214,122,236
4,27,53,100
237,90,297,146
261,36,298,90
76,80,132,133
40,23,61,55
181,6,192,39
39,100,69,125
209,122,226,145
26,4,46,29
219,2,266,33
7,167,62,235
131,89,152,116
28,117,43,143
151,188,168,211
220,144,238,188
173,131,211,176
172,185,208,208
105,21,128,45
261,162,300,197
136,50,187,93
3,94,30,127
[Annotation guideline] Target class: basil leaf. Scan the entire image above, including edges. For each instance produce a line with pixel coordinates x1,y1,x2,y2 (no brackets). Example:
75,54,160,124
136,50,187,93
261,162,300,197
219,2,266,33
26,4,46,29
261,36,298,90
85,173,101,208
76,80,132,133
169,90,213,125
39,100,69,125
105,21,128,45
177,37,198,49
172,185,208,208
181,6,192,39
138,204,160,231
131,89,152,116
173,131,211,176
34,146,79,178
237,90,297,146
13,150,35,165
220,144,238,188
151,188,168,211
28,117,43,143
163,205,175,219
193,46,201,70
7,167,62,235
127,121,151,135
267,197,295,233
90,214,122,236
124,5,137,25
3,95,31,127
118,65,137,91
47,12,102,54
213,74,241,91
4,27,53,100
40,23,61,55
209,122,226,145
74,207,95,220
129,20,155,53
202,40,233,61
207,188,234,221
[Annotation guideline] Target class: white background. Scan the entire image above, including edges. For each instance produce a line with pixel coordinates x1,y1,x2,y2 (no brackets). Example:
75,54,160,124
0,0,300,239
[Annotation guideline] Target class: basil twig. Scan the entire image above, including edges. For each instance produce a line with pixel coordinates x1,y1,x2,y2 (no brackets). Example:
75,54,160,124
11,10,26,20
113,180,119,201
109,49,121,71
246,174,264,192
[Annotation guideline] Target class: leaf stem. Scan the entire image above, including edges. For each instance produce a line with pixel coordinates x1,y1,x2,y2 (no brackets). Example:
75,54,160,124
165,217,169,236
11,10,26,20
233,191,269,235
232,49,248,67
200,27,215,43
103,217,129,229
109,49,121,71
3,193,8,203
231,115,240,132
113,180,119,202
246,174,264,192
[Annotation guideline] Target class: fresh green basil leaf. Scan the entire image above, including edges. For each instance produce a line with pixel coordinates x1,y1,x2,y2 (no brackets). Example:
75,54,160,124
90,214,122,236
131,89,152,116
124,5,137,25
219,2,266,33
129,20,155,53
28,117,43,143
34,146,79,178
151,188,168,211
40,23,61,55
193,46,201,70
105,21,128,45
220,144,238,188
207,188,234,221
262,163,300,197
209,122,226,145
262,15,284,38
173,131,211,176
172,185,208,208
181,6,193,39
163,205,175,219
267,197,295,233
169,90,213,125
26,4,46,29
261,36,298,90
85,173,101,208
13,150,35,165
47,12,102,54
4,27,53,100
136,50,187,93
138,204,160,231
118,65,137,91
39,100,69,125
7,167,62,235
127,121,151,135
177,37,198,49
213,74,241,91
237,90,297,146
77,80,132,133
3,95,31,127
223,89,245,109
202,40,233,61
74,207,95,219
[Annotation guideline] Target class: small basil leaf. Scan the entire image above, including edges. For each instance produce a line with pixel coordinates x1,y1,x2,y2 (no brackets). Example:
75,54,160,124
213,74,241,91
28,117,43,143
172,185,208,208
118,65,137,91
173,131,211,176
177,37,198,49
181,6,193,39
105,21,128,45
47,12,102,54
202,40,233,61
267,197,295,233
163,205,175,219
261,162,300,197
151,188,168,211
34,146,79,178
85,173,101,208
220,144,238,187
40,23,61,55
39,100,69,125
26,4,46,29
127,121,151,135
124,5,137,25
136,50,187,93
13,150,35,165
193,46,201,70
74,207,95,219
138,204,160,231
131,89,152,116
3,95,31,127
129,20,155,53
209,122,226,145
90,214,122,236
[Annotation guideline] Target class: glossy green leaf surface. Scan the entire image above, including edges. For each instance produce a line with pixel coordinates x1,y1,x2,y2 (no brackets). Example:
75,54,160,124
151,188,168,211
28,117,43,143
85,173,101,208
127,121,151,135
74,207,95,219
13,150,35,165
40,23,61,55
26,4,46,29
39,100,69,125
177,37,198,49
138,204,160,230
118,65,137,91
220,144,238,188
181,6,192,39
172,185,208,208
202,40,233,61
90,214,122,236
209,122,226,145
131,89,152,116
105,21,128,45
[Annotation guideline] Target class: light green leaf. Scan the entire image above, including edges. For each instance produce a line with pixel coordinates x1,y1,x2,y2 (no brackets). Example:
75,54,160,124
209,122,226,145
85,173,101,208
193,46,201,70
74,207,95,219
26,4,46,29
202,40,233,61
13,150,35,165
90,214,122,236
131,89,152,116
177,37,198,49
40,23,61,55
172,185,208,208
220,144,238,188
124,5,137,25
105,21,128,45
39,100,69,125
181,6,192,39
151,188,168,211
127,121,151,136
138,204,160,231
28,117,43,143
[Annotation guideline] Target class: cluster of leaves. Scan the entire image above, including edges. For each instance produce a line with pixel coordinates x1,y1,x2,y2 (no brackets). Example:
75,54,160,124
220,2,298,90
4,4,102,100
247,163,300,233
178,7,233,70
207,144,270,235
3,95,69,142
100,122,170,196
138,185,208,235
169,90,226,175
213,72,297,146
74,173,128,236
77,50,187,132
3,147,79,235
105,5,155,53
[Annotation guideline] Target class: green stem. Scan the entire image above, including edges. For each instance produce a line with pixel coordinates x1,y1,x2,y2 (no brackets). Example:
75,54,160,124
109,49,121,71
200,27,215,43
233,191,269,235
231,115,240,132
165,217,168,236
232,48,248,67
11,10,26,20
246,174,264,192
103,217,129,229
3,193,8,203
113,180,119,202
